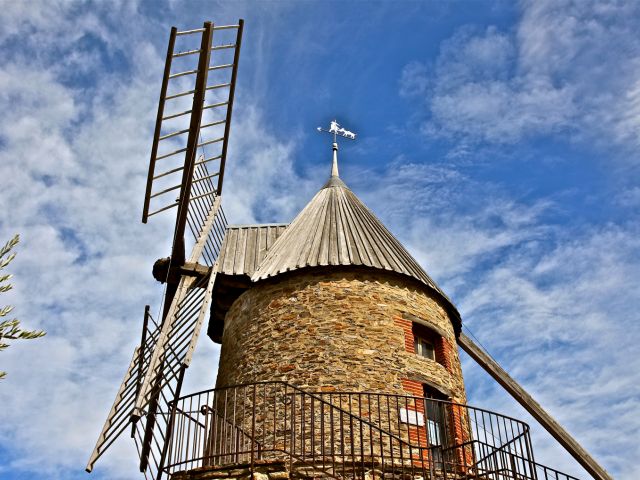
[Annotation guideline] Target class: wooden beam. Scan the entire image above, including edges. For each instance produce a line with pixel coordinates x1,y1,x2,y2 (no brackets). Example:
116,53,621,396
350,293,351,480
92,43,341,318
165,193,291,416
457,333,613,480
170,21,214,267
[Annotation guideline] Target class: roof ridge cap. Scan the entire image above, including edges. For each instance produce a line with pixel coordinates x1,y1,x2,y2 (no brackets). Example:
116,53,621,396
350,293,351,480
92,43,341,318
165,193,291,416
323,176,348,189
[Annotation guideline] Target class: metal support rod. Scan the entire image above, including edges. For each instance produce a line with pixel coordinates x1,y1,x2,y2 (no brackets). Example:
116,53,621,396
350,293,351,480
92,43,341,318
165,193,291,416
173,48,201,58
176,28,205,36
164,88,196,101
216,18,244,195
197,137,224,148
205,82,231,91
162,108,192,121
202,101,228,111
457,333,613,480
169,68,198,79
147,201,180,218
213,24,240,30
211,43,235,51
155,146,187,161
209,63,233,72
143,26,177,223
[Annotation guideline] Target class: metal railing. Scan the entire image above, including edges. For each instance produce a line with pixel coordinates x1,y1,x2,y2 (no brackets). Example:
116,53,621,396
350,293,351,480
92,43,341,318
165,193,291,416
309,390,534,476
161,382,580,480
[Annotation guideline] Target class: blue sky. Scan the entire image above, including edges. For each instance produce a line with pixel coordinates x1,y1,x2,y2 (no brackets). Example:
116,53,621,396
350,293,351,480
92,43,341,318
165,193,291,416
0,1,639,479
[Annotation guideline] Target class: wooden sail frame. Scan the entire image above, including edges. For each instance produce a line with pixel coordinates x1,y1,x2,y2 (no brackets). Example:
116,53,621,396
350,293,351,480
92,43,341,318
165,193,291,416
87,20,243,480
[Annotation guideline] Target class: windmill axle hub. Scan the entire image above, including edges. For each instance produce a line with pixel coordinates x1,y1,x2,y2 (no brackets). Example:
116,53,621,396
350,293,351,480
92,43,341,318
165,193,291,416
152,257,211,285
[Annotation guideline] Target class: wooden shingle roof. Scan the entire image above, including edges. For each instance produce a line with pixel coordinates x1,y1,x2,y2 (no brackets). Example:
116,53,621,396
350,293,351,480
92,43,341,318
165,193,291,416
249,175,456,313
209,162,460,342
217,224,288,277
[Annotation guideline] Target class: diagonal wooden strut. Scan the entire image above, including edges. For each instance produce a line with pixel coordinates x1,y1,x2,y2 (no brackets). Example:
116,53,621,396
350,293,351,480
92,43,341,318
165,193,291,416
457,333,613,480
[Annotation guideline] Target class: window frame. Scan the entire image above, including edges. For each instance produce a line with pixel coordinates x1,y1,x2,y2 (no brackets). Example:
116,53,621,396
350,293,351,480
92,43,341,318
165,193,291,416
414,335,435,360
411,322,441,363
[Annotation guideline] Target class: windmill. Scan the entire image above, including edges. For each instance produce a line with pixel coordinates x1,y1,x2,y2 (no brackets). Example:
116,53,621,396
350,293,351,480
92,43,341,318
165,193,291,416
86,20,244,479
85,20,614,480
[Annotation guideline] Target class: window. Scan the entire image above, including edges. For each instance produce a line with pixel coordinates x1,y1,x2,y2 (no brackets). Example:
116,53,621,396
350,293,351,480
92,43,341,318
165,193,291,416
415,336,435,360
412,323,439,361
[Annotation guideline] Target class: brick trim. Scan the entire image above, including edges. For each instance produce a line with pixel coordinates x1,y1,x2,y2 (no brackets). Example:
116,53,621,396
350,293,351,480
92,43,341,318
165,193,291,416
402,312,450,339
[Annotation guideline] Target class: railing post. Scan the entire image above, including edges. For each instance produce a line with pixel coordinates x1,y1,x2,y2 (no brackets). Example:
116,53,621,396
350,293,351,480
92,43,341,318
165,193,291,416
250,383,257,476
510,452,519,480
289,388,295,474
525,430,539,480
429,446,436,479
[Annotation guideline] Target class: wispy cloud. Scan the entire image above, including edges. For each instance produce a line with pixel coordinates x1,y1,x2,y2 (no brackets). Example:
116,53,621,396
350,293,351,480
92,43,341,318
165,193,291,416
357,159,640,478
401,0,640,156
356,160,551,284
460,223,640,478
0,3,304,478
1,2,638,480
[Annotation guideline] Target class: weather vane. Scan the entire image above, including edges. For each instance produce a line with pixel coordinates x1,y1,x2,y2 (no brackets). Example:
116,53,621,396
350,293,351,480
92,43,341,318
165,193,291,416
317,119,357,143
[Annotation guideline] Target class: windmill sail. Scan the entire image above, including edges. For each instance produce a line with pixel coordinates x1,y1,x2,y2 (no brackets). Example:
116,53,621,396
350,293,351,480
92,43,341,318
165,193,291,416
142,20,243,225
86,178,227,478
87,20,243,479
132,200,223,475
86,307,161,472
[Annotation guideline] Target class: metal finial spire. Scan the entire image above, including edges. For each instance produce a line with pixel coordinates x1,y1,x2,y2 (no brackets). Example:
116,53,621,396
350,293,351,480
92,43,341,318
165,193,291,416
317,119,356,178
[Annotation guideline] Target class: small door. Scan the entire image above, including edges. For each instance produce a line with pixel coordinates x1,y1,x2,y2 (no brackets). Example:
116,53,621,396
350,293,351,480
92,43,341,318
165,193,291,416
423,384,448,464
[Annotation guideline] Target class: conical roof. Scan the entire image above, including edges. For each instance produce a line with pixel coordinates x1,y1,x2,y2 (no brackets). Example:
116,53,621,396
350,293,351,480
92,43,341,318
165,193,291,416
251,154,457,317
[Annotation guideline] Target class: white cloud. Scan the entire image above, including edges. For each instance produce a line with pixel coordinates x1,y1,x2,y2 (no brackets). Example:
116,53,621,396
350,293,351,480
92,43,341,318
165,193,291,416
401,0,640,154
0,4,304,479
1,2,637,480
223,104,317,225
458,223,640,478
616,185,640,207
357,161,640,479
428,77,575,144
399,61,429,98
358,161,551,283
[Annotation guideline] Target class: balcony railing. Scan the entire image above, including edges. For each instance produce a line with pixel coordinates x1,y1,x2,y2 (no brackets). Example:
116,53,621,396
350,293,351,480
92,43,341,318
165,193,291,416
159,381,580,480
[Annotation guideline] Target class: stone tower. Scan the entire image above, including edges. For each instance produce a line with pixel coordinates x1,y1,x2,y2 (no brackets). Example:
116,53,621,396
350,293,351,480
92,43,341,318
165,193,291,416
167,144,580,480
209,143,466,406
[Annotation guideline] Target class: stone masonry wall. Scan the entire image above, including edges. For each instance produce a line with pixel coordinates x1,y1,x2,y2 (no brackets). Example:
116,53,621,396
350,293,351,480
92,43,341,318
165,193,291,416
216,268,466,405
